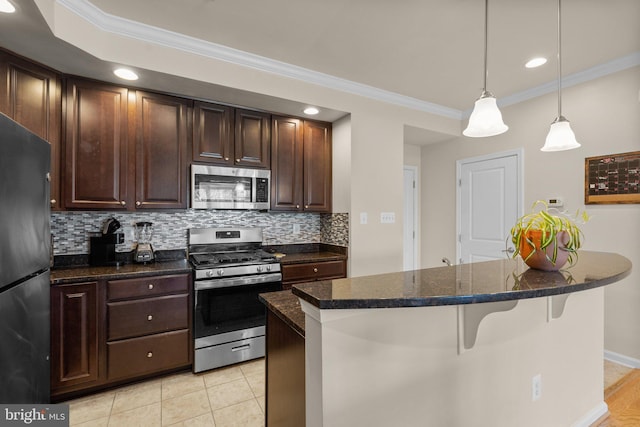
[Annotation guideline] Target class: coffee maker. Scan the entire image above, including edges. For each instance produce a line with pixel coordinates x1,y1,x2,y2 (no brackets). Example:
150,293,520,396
89,218,124,266
134,221,154,263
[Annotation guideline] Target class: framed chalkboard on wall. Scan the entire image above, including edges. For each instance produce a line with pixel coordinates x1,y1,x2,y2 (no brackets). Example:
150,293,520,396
585,151,640,204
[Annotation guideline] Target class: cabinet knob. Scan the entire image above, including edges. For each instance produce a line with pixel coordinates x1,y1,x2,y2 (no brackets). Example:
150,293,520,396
224,157,229,161
148,284,154,290
50,199,56,206
313,267,318,273
136,201,141,207
235,159,240,163
147,352,153,358
147,315,153,321
120,200,126,206
296,205,300,209
305,205,309,209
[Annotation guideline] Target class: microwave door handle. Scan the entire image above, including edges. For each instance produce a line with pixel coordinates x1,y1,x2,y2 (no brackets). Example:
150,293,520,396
251,178,257,203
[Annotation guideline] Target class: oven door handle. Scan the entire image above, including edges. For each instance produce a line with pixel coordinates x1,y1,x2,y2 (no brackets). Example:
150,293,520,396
194,273,282,290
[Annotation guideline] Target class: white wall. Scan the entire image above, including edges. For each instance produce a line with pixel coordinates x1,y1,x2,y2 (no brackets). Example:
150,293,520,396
421,66,640,361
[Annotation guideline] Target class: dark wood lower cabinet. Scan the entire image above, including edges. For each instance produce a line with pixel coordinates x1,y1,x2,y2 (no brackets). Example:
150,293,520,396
50,281,102,396
107,330,190,380
266,310,305,427
50,273,192,401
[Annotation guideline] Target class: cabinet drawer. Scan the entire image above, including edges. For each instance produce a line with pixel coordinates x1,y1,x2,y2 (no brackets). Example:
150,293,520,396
282,260,346,284
107,294,189,340
107,274,190,301
107,329,190,380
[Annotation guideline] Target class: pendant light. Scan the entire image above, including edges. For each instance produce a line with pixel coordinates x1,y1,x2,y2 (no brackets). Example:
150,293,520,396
463,0,508,138
541,0,580,151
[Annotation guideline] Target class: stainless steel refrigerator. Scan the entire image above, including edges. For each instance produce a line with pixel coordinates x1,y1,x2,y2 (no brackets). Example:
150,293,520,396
0,113,51,403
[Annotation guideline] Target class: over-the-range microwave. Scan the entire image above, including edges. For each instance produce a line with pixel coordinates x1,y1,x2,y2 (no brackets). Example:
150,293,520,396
191,164,270,210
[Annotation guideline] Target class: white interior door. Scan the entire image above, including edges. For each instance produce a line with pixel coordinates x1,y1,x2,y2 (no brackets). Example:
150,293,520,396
457,149,523,264
403,166,418,271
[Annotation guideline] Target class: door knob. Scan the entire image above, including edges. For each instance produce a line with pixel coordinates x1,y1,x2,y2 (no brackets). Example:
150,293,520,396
502,247,515,254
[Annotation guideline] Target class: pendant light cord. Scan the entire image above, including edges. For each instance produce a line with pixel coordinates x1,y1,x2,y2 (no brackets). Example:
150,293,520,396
557,0,562,117
483,0,489,92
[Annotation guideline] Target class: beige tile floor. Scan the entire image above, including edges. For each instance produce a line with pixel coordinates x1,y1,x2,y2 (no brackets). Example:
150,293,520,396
66,358,632,426
65,358,265,427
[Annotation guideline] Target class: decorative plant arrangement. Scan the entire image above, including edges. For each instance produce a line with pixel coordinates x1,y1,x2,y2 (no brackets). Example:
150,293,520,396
510,200,589,271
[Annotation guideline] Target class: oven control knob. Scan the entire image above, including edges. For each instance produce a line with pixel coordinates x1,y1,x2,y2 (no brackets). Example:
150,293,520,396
217,269,224,277
266,265,272,272
256,266,263,273
206,270,214,278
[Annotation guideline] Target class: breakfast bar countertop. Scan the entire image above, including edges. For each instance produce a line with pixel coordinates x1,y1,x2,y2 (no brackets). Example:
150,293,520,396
259,290,305,337
292,251,631,310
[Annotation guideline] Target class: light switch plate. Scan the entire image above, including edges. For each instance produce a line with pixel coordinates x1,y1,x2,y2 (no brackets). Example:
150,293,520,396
360,212,368,225
380,212,395,224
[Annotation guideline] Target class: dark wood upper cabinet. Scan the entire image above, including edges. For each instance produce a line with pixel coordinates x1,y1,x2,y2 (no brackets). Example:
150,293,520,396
303,121,332,212
63,79,129,210
133,91,189,209
271,118,332,213
235,108,270,169
192,100,234,166
270,116,303,211
0,51,62,210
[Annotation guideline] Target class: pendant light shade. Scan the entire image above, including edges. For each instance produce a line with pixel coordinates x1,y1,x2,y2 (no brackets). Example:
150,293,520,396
463,91,508,137
463,0,508,138
542,0,580,151
541,116,580,152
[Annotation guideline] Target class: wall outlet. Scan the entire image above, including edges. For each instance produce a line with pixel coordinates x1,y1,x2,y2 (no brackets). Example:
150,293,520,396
293,224,301,234
380,212,395,224
532,374,542,401
360,212,368,225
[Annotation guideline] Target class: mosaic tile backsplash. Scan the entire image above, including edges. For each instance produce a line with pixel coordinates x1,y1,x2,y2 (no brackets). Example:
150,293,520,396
51,210,349,255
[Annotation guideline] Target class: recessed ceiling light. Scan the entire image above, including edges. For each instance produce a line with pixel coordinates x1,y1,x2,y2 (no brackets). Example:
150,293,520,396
114,68,138,81
304,107,319,115
0,0,16,13
525,57,547,68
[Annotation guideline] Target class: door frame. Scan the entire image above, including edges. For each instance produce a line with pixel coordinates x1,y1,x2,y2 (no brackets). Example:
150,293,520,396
455,148,524,264
403,165,419,271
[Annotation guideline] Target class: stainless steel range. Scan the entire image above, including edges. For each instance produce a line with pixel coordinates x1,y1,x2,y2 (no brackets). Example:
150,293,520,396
188,227,282,373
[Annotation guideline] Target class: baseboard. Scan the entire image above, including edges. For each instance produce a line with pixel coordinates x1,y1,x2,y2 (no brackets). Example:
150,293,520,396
571,401,608,427
604,349,640,368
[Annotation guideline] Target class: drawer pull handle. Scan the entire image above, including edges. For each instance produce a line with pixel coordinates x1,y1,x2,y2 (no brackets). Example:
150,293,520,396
147,315,153,321
148,284,154,290
147,352,153,358
313,268,318,273
231,344,250,352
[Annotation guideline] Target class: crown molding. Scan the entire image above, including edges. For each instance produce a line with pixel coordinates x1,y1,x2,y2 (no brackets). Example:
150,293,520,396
57,0,463,120
464,52,640,118
58,1,639,122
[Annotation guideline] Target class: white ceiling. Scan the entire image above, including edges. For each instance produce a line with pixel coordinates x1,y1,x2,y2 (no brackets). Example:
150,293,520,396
1,0,639,143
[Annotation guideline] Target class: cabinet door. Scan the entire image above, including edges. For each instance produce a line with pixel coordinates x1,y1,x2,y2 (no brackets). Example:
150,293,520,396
270,116,303,211
303,121,332,212
192,101,234,165
134,91,189,209
50,282,101,393
63,79,129,209
235,108,270,169
0,51,62,210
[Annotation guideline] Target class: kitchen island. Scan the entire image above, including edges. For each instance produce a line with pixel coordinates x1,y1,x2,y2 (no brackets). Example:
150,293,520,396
264,251,631,427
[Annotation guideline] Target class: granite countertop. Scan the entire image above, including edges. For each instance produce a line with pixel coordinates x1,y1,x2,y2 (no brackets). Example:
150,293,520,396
259,290,305,337
277,251,347,265
292,251,632,310
50,259,192,285
264,243,347,265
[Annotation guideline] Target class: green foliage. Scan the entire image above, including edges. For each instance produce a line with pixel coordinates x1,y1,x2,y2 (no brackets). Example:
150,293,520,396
510,200,589,266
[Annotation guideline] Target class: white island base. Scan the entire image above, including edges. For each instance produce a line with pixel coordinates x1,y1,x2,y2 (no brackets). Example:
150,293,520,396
300,288,606,427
